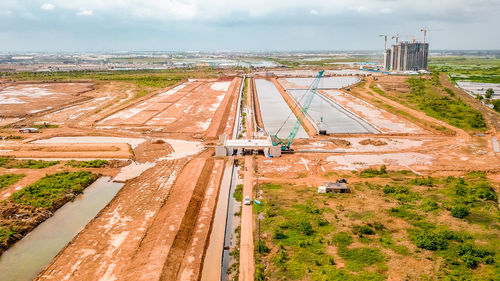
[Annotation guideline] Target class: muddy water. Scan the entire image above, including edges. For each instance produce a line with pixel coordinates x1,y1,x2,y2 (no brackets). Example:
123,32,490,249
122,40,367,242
0,177,123,281
201,164,240,281
255,79,308,139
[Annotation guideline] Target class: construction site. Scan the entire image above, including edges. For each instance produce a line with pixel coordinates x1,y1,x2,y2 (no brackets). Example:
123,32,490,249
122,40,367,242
0,55,499,281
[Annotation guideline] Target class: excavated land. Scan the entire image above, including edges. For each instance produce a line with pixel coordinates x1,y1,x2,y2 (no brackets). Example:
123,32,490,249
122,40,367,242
2,70,500,281
246,73,499,281
0,74,242,281
0,83,94,117
98,78,241,138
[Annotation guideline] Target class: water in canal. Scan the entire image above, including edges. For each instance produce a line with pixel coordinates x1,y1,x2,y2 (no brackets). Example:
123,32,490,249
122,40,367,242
0,177,124,281
255,79,308,139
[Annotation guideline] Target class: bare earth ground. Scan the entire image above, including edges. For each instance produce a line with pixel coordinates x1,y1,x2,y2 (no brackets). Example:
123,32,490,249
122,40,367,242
1,71,499,281
5,77,241,281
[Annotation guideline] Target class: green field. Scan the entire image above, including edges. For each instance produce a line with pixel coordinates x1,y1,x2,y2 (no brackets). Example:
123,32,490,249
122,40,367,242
0,174,25,191
253,170,499,281
373,72,487,132
0,157,59,169
65,160,109,168
10,171,97,209
429,56,500,84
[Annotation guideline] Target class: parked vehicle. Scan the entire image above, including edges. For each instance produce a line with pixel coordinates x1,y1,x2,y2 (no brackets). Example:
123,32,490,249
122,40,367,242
244,196,251,205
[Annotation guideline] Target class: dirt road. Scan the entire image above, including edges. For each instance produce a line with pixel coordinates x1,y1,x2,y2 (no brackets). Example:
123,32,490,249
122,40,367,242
239,155,254,281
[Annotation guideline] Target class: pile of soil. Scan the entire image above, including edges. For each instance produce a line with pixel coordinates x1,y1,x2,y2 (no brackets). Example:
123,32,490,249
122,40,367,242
359,139,388,146
331,138,351,147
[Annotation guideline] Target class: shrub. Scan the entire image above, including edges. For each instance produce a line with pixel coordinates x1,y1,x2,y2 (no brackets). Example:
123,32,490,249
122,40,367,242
409,228,461,251
66,160,109,168
255,263,265,281
383,184,421,203
353,225,375,236
273,228,287,239
0,225,18,244
332,232,353,247
410,177,434,186
451,205,470,219
458,242,494,269
360,165,387,178
419,198,439,212
233,184,243,202
317,217,329,226
255,240,270,254
298,220,314,236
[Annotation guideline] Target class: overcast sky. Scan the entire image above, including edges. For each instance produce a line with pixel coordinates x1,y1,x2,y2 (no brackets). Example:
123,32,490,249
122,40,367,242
1,0,499,52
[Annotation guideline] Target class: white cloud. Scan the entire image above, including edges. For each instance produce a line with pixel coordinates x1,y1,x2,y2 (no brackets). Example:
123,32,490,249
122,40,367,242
77,9,93,16
380,8,392,14
310,9,318,15
41,3,55,11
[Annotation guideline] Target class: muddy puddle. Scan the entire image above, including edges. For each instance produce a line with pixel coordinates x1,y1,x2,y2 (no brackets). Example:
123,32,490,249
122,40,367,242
0,177,124,281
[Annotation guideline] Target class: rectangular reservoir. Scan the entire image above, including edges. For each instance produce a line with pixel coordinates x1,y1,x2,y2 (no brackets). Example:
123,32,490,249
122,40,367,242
280,77,361,89
255,79,308,139
287,89,379,134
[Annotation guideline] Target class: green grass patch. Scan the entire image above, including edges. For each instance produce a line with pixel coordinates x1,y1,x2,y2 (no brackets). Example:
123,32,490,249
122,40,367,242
405,75,486,131
233,184,243,202
338,246,385,272
0,157,59,169
360,165,387,178
0,225,18,245
0,174,25,191
10,171,97,209
66,160,109,168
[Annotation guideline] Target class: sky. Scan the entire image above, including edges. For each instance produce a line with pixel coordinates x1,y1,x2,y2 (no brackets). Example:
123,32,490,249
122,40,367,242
1,0,499,52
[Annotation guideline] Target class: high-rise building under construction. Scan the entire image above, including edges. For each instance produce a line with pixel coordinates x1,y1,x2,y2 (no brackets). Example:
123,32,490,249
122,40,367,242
383,42,429,72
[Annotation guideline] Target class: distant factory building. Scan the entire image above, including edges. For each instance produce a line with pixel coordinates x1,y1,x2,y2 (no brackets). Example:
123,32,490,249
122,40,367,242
384,41,429,72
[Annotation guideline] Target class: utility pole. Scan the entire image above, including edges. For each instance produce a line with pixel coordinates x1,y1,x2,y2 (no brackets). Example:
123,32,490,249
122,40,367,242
258,213,264,253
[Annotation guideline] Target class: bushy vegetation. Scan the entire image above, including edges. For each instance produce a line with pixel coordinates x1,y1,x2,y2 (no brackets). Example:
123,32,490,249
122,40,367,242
10,171,97,209
255,183,386,280
380,170,499,278
359,165,387,178
0,225,18,245
383,184,421,203
256,170,498,280
233,184,243,202
66,160,109,168
0,174,25,191
406,75,486,131
450,205,470,219
0,157,59,169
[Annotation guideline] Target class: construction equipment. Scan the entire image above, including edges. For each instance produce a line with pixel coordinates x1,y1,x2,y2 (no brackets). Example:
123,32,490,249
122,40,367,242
272,70,324,152
420,27,437,69
379,34,388,50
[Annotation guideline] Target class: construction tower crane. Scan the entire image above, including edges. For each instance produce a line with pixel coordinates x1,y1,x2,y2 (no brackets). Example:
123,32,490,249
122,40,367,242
273,70,324,152
420,28,439,69
379,34,389,50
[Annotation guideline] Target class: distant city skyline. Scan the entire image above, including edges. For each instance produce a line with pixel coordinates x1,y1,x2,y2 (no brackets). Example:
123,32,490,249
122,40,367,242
1,0,499,52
